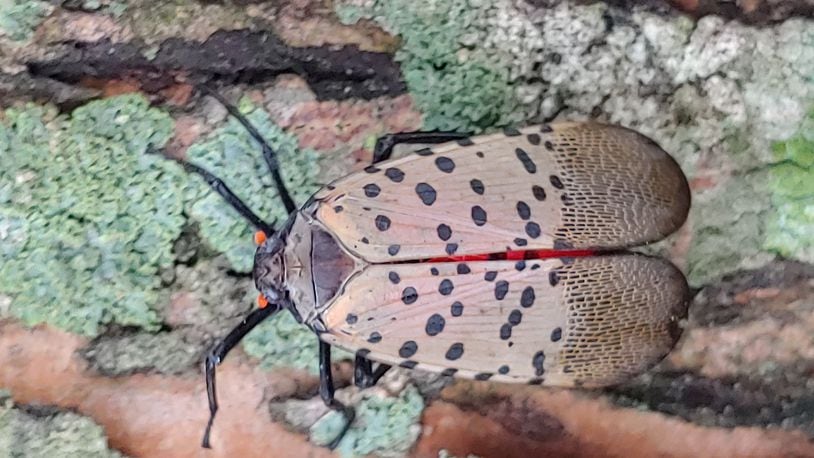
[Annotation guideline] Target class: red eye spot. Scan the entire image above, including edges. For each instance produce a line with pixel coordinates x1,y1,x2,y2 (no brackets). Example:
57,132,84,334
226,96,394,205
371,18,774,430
257,294,269,309
254,231,267,245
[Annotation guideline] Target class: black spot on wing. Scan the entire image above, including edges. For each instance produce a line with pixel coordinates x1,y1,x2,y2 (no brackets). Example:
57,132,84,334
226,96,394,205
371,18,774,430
438,279,454,295
516,201,531,220
415,182,437,206
521,286,535,308
500,323,512,340
375,215,391,231
525,221,541,238
435,156,455,173
445,243,458,255
533,351,546,376
450,301,463,317
399,341,418,358
363,183,380,198
402,287,418,304
532,185,546,201
471,206,487,226
426,314,445,336
495,281,509,300
470,179,485,195
446,343,464,360
515,148,537,174
437,224,452,241
385,167,405,182
508,310,522,326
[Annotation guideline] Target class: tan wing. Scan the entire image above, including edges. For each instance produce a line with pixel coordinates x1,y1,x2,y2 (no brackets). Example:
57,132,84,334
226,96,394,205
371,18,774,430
313,124,690,263
319,254,689,387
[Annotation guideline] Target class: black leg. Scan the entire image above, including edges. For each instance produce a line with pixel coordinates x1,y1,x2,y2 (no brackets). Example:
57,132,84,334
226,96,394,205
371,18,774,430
318,340,355,449
202,304,281,448
197,84,297,215
372,131,472,164
353,353,391,389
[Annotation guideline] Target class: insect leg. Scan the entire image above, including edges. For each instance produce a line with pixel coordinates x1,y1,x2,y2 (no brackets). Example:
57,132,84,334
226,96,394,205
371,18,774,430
318,340,355,449
202,304,281,448
353,353,391,389
373,132,473,163
176,157,276,237
197,84,297,215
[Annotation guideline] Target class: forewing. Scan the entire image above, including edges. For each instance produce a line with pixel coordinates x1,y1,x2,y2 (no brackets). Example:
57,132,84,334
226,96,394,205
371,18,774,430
320,254,689,387
314,123,690,262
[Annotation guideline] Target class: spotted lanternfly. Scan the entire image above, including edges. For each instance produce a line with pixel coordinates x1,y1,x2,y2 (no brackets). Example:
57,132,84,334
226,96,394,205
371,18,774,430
179,87,691,449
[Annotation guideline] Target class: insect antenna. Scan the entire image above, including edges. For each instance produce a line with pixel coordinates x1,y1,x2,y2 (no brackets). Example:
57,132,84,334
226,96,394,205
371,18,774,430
147,146,276,236
197,84,297,215
202,303,283,448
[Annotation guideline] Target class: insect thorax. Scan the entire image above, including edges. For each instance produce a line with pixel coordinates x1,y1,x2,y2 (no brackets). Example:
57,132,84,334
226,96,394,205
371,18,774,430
255,206,359,331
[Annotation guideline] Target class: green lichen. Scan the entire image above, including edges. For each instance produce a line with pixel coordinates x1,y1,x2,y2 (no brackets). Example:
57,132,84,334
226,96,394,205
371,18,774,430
337,1,521,132
186,98,319,272
70,0,128,18
0,393,121,458
764,110,814,262
82,332,201,376
310,384,424,458
685,171,774,285
241,313,321,372
0,95,196,336
687,110,814,284
242,312,351,374
0,0,50,41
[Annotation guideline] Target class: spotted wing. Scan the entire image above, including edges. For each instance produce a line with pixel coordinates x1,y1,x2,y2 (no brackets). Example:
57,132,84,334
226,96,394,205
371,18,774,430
312,123,690,263
319,254,688,386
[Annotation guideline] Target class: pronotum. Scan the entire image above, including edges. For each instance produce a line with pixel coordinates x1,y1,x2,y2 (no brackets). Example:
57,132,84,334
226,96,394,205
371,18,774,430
171,86,691,449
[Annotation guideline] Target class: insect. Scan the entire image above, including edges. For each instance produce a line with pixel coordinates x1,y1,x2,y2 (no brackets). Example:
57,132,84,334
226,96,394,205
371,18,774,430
175,86,691,449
